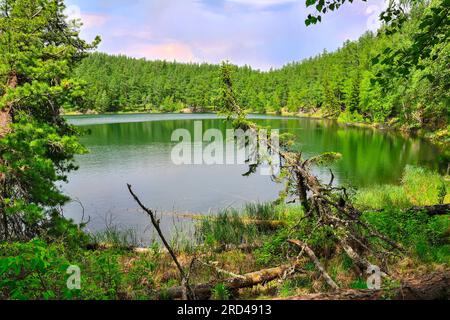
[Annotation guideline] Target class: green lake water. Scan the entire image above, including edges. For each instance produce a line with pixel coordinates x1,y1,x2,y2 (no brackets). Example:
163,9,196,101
63,113,444,243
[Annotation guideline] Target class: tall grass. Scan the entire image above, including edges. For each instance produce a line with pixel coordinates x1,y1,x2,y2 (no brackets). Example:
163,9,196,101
89,226,141,248
354,166,449,210
194,202,305,247
195,209,258,247
357,166,450,263
244,202,280,221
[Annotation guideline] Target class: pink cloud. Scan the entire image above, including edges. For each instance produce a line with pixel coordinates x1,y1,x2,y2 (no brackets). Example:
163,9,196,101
124,42,197,62
81,13,109,29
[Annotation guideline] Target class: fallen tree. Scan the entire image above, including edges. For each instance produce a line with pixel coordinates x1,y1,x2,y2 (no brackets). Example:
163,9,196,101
288,239,339,290
158,263,305,300
281,271,449,300
217,62,403,287
407,204,450,217
369,204,450,216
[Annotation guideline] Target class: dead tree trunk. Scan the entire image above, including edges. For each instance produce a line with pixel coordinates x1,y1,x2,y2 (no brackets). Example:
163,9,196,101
158,263,305,300
407,204,450,217
280,271,449,300
127,184,195,300
288,239,339,290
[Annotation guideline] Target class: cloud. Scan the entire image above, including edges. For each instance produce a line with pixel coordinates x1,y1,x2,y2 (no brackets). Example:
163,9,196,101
225,0,296,7
65,4,109,30
81,13,109,29
123,42,197,62
70,0,387,70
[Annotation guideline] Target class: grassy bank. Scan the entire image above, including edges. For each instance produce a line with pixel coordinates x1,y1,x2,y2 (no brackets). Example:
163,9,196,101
0,166,448,300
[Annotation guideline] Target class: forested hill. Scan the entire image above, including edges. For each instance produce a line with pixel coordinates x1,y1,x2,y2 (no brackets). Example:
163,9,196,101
72,1,448,142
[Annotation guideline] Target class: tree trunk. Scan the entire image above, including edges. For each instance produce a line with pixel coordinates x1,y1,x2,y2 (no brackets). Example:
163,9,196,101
0,71,16,137
288,239,339,290
158,263,304,300
296,170,310,213
0,71,18,240
280,271,449,300
407,204,450,217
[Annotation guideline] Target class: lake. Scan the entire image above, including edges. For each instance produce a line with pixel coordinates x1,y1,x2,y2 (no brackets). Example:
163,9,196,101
63,113,443,244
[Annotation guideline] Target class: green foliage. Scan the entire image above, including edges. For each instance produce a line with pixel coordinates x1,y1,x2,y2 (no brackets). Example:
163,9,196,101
306,152,342,167
89,226,140,249
254,230,289,266
350,279,368,290
211,283,231,300
244,202,280,221
337,110,365,124
364,208,449,263
0,0,99,241
279,277,311,297
354,166,450,210
0,239,70,300
195,209,258,247
438,182,447,205
0,239,160,300
401,166,449,206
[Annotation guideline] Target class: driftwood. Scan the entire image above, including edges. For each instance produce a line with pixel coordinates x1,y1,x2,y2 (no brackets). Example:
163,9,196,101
288,239,339,290
158,263,305,300
280,271,449,300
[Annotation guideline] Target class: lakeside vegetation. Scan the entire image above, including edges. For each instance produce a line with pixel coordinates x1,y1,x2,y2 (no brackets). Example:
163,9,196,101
1,167,448,300
0,0,449,301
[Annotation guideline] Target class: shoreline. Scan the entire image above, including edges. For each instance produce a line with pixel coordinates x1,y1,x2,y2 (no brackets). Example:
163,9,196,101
62,109,449,152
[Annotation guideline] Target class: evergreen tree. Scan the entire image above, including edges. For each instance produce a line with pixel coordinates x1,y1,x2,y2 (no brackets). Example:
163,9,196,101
0,0,99,240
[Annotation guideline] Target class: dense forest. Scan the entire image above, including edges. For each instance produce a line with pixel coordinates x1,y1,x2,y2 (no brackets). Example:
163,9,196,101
72,0,449,144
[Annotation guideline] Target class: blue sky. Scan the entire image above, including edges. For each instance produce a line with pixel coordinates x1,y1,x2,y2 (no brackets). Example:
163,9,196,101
65,0,387,70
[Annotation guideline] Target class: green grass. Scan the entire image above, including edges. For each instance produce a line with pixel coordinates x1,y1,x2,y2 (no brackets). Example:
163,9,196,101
350,279,368,290
244,202,280,221
195,208,258,247
211,283,231,300
89,226,141,249
195,203,290,247
279,277,311,297
363,207,449,263
354,166,449,210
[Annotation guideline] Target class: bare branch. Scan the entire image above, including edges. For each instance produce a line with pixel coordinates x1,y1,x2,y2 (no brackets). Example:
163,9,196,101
127,184,194,300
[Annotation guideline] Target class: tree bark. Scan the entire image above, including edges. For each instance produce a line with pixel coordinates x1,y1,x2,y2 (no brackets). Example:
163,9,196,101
407,204,450,217
0,71,18,240
0,71,17,137
158,263,304,300
288,239,339,290
280,271,449,300
296,169,310,213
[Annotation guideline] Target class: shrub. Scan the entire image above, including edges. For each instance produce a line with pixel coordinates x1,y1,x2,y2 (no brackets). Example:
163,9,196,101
0,240,71,300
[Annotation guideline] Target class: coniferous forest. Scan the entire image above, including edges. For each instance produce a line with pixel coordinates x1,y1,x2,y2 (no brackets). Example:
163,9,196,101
0,0,449,304
73,1,449,145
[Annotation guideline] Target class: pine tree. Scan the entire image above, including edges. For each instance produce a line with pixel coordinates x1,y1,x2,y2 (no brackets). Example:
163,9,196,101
0,0,99,240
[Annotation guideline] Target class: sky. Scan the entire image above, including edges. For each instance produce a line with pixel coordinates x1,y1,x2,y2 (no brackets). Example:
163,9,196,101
65,0,388,71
